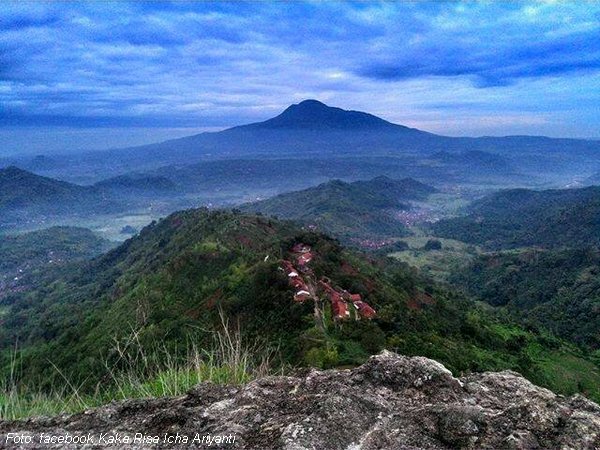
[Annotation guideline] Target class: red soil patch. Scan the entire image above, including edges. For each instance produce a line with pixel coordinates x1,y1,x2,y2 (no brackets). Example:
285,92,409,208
407,291,436,311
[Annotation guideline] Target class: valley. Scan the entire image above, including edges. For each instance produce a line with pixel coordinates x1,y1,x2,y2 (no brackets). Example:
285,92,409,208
2,2,600,446
1,100,600,428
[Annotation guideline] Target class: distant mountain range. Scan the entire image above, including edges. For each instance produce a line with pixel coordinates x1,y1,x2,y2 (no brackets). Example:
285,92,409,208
117,100,599,164
241,176,436,241
6,100,598,184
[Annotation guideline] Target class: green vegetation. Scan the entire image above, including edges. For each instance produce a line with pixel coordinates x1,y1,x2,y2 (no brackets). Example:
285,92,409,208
0,166,117,217
451,247,600,349
422,239,442,251
0,226,111,274
0,315,274,419
241,176,436,241
432,186,600,249
1,208,598,419
389,235,480,282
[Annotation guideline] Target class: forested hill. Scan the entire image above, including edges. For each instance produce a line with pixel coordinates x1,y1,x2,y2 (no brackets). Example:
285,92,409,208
0,226,111,274
0,226,112,300
432,185,600,249
0,166,95,209
0,166,119,218
1,209,598,402
452,247,600,349
241,176,436,241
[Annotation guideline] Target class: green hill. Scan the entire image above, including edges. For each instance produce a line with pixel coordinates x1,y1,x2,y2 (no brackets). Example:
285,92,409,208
0,226,113,304
432,186,600,249
0,166,120,223
241,176,436,241
0,226,111,274
0,166,96,210
1,209,598,403
451,247,600,349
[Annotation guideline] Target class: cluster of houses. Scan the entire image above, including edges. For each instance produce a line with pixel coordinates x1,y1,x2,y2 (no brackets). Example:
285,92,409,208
280,243,376,321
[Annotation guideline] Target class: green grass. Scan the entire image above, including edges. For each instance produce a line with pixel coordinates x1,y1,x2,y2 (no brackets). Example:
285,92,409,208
389,232,481,282
0,313,276,420
0,363,254,420
525,343,600,400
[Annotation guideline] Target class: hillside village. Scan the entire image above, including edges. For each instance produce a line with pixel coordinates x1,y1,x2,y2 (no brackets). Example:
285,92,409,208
281,243,376,329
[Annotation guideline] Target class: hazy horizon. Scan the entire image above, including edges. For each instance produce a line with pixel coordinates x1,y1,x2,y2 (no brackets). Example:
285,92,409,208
1,1,600,156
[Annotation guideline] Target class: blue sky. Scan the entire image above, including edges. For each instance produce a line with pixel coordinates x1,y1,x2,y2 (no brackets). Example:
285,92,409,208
1,1,599,155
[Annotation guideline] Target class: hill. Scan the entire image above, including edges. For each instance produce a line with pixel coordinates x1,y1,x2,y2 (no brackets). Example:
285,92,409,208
0,166,95,210
0,227,112,298
240,176,436,242
94,174,178,197
0,167,121,226
432,186,600,249
0,227,110,273
451,247,600,349
1,209,598,403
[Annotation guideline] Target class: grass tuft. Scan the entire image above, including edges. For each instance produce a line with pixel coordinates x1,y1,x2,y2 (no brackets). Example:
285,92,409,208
0,311,277,420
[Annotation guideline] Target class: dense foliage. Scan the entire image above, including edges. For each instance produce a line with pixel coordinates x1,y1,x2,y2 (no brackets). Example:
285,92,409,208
0,166,124,231
452,247,600,349
1,209,598,402
241,176,435,241
432,186,600,249
0,226,111,274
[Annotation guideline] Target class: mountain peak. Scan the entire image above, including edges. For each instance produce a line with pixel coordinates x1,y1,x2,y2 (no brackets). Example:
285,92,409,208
295,99,328,108
240,100,418,131
1,165,26,173
0,165,38,179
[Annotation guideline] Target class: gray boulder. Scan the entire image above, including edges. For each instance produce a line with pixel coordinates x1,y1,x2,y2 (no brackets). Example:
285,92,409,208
1,351,599,449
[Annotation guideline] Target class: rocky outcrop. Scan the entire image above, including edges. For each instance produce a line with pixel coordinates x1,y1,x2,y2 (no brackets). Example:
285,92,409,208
1,351,599,449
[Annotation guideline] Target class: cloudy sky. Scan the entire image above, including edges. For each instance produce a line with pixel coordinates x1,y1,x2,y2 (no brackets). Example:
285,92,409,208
1,1,599,155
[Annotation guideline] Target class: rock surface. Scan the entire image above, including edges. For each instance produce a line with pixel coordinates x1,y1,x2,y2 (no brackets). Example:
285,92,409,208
1,351,599,449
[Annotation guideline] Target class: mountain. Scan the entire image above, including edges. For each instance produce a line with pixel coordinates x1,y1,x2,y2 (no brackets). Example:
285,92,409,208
235,99,421,131
240,176,436,242
121,100,600,161
432,185,600,249
10,100,599,187
116,100,441,164
2,208,598,401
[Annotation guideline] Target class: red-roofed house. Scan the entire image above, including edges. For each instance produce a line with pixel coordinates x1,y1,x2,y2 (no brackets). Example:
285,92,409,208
353,300,376,319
